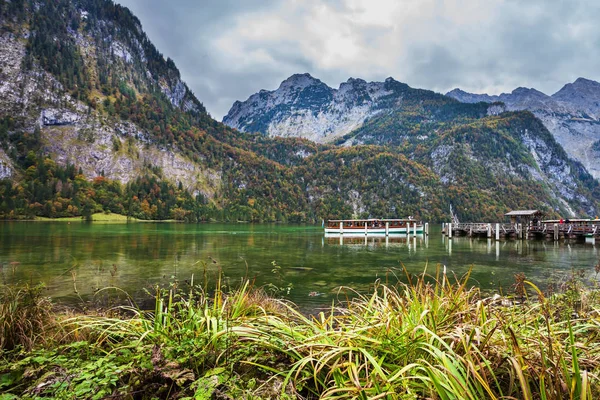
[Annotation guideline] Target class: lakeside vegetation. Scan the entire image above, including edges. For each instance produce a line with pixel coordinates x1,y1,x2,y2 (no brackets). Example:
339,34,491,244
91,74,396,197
1,267,600,399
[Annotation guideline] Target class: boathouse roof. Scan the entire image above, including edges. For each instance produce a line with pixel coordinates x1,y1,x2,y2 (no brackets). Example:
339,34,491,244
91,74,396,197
504,210,543,217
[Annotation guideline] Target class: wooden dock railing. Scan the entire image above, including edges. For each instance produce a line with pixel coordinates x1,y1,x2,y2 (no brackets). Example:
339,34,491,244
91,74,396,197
444,221,599,241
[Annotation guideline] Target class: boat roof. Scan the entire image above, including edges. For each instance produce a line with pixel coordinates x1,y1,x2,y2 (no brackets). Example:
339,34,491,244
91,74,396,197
328,218,417,222
505,210,544,216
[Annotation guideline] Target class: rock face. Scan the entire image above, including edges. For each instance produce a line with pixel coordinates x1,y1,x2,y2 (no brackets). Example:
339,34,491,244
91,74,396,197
41,109,81,126
446,78,600,180
223,74,411,143
39,110,221,199
0,149,14,179
553,78,600,117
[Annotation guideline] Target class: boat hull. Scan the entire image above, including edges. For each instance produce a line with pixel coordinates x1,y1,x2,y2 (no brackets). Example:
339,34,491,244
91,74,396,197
324,226,424,234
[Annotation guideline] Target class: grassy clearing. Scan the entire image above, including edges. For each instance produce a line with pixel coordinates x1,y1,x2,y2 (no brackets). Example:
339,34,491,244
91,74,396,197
35,212,136,222
1,268,600,399
34,212,180,223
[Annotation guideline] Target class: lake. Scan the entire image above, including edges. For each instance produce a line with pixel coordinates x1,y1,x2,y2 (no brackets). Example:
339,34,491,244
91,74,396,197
1,222,599,309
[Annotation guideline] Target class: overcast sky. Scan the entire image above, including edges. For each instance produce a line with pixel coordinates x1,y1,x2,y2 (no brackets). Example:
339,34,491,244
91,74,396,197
116,0,600,120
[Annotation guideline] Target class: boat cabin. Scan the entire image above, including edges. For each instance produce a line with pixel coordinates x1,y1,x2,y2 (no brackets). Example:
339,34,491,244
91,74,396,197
505,210,545,227
326,218,417,229
325,218,424,235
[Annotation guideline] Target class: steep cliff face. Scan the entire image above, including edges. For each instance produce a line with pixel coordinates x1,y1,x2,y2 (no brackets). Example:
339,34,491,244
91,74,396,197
446,78,600,180
0,148,14,180
38,109,221,199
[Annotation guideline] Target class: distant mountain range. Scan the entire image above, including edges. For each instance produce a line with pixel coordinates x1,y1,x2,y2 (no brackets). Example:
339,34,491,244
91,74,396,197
446,78,600,179
225,75,600,182
223,74,600,217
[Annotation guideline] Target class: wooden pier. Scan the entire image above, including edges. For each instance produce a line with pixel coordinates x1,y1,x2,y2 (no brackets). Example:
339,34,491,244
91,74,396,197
442,222,526,240
442,210,600,242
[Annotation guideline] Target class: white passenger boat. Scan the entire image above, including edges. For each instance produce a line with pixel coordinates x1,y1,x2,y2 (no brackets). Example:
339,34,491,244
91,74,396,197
324,219,424,235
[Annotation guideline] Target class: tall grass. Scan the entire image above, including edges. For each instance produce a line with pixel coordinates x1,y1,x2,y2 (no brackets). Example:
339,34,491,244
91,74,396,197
2,267,600,399
0,283,52,351
232,267,600,399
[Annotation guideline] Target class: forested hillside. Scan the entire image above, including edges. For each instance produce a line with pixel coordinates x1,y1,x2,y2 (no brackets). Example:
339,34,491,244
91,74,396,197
0,0,598,222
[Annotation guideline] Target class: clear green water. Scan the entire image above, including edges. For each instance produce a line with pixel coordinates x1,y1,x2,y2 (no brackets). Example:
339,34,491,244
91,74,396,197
1,222,599,308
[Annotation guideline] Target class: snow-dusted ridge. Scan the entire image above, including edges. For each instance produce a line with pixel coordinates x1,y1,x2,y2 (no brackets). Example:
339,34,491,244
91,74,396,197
223,74,404,143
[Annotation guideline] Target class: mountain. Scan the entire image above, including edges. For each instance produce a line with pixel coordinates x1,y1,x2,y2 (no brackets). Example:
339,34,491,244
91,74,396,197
224,74,426,143
0,0,310,221
224,74,600,217
446,78,600,180
0,1,598,222
0,0,206,189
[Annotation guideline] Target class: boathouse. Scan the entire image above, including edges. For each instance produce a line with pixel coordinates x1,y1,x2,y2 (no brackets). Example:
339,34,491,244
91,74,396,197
504,210,544,226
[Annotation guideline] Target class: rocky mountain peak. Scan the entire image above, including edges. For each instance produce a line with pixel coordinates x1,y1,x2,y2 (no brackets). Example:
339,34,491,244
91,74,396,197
574,77,600,86
224,73,449,143
224,74,419,142
553,77,600,97
552,77,600,117
445,88,496,103
345,77,367,86
338,77,369,95
278,73,323,91
446,88,469,96
511,87,548,99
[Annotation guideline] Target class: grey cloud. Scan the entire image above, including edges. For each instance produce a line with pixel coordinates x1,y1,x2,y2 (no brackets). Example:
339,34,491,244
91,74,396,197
117,0,281,118
404,45,463,92
116,0,600,118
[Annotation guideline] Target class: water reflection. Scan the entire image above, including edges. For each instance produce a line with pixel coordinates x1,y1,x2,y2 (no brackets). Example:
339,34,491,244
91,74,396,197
1,222,599,308
324,233,426,250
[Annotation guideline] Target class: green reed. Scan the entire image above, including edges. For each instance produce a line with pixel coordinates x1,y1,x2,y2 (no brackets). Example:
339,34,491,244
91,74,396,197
1,265,600,399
